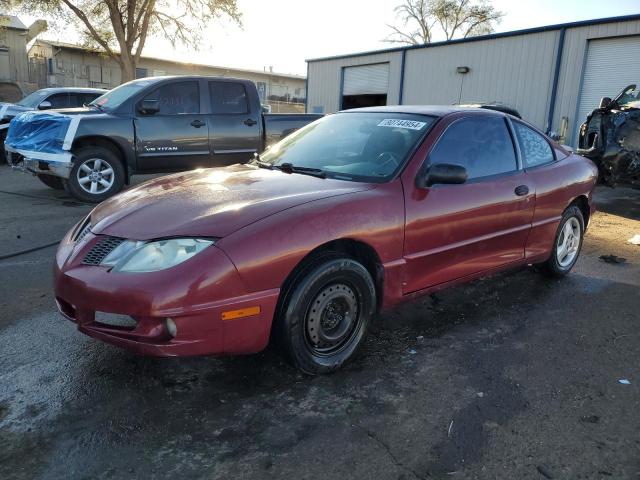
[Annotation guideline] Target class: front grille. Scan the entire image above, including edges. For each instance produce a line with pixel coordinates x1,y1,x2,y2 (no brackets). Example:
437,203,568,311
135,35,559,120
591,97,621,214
83,236,125,265
94,312,137,329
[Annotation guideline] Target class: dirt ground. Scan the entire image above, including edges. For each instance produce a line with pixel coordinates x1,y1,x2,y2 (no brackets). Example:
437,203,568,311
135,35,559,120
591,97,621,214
0,168,638,480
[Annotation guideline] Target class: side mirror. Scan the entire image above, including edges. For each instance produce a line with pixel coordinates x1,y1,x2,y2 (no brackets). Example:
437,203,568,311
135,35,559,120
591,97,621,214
416,163,468,188
38,100,52,110
598,97,611,109
138,99,160,115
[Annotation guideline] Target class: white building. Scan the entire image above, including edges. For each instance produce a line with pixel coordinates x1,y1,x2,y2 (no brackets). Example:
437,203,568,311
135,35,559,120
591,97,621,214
306,14,640,145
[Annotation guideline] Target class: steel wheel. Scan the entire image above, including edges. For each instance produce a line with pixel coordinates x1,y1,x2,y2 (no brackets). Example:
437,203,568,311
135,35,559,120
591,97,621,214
556,216,581,267
305,283,360,355
76,158,115,195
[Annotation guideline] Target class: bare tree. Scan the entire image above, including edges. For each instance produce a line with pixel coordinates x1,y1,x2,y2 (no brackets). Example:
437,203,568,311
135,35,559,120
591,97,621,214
4,0,242,82
385,0,503,45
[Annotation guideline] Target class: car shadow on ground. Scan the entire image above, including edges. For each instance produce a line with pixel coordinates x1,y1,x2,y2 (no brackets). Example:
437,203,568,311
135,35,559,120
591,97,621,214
593,185,640,220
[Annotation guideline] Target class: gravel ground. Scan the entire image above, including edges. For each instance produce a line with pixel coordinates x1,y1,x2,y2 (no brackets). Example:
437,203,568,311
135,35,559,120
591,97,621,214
0,168,638,480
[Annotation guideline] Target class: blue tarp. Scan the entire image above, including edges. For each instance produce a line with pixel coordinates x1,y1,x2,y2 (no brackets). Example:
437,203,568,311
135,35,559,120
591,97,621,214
5,111,74,157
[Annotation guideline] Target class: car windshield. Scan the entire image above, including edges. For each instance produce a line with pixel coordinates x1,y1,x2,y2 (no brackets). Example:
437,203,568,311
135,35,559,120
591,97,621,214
89,79,155,111
259,112,436,182
16,90,49,108
617,85,640,108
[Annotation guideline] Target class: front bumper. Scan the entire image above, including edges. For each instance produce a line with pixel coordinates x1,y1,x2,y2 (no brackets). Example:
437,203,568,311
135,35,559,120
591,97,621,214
54,229,280,357
5,146,72,179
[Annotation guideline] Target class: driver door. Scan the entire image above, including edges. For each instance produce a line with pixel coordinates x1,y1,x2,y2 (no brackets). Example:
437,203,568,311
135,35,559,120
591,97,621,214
402,115,535,293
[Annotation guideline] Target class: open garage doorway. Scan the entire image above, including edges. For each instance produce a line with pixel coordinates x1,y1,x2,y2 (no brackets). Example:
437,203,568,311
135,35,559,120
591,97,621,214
342,93,387,109
341,63,389,110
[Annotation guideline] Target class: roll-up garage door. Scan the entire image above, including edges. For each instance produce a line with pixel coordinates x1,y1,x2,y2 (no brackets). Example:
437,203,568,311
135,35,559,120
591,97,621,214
343,63,390,95
575,36,640,144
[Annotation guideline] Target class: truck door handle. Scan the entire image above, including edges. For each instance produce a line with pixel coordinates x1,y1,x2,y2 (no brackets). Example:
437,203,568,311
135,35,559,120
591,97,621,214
190,120,206,128
514,185,529,196
244,118,257,126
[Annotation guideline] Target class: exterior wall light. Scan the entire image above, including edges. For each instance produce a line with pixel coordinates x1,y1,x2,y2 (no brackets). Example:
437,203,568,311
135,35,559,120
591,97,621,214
456,66,470,74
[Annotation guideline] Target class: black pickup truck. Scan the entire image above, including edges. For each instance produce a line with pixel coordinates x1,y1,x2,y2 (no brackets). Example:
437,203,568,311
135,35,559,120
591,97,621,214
5,76,321,202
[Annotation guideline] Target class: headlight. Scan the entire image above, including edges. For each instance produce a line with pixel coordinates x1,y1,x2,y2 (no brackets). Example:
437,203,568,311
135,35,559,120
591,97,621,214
100,238,214,273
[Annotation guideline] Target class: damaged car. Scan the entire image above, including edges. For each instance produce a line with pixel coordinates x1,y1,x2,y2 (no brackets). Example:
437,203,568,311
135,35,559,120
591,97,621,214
54,106,598,374
577,84,640,186
0,87,106,166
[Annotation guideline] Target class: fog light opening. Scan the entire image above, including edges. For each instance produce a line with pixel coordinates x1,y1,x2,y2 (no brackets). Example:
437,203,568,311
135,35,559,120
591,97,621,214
165,318,177,338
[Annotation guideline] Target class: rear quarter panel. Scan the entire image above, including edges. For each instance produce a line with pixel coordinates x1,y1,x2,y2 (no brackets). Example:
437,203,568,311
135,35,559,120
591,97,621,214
524,152,598,261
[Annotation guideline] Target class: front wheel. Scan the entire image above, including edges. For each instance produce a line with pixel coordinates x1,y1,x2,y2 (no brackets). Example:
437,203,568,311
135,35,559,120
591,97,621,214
276,256,376,375
541,205,585,277
65,147,125,203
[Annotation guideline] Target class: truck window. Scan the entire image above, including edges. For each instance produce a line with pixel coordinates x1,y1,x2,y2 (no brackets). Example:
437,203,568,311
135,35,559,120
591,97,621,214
209,81,248,114
46,93,71,108
142,81,200,115
78,93,101,107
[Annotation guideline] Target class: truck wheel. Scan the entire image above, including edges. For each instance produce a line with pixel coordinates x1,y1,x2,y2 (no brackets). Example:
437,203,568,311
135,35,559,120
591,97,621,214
541,205,584,277
37,174,65,190
276,255,376,375
66,147,125,203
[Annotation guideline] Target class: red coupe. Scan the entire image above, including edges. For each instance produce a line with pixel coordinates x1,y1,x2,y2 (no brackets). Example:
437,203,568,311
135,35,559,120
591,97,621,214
54,106,598,374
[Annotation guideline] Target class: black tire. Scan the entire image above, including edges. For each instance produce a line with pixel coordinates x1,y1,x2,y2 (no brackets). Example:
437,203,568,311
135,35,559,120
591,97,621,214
541,205,585,277
65,146,125,203
37,174,65,190
275,254,376,375
0,129,6,163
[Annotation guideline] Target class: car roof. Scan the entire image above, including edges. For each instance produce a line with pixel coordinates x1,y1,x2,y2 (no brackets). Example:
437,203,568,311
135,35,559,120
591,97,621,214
126,75,254,85
339,105,512,118
37,87,107,94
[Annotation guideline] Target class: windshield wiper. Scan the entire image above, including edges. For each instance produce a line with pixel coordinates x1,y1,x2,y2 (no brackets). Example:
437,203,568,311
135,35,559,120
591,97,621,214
274,162,326,179
90,103,105,112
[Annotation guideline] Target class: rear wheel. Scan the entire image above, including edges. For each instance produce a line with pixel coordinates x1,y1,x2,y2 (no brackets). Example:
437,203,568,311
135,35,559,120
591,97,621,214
65,146,125,203
275,255,376,375
37,174,65,190
541,205,584,277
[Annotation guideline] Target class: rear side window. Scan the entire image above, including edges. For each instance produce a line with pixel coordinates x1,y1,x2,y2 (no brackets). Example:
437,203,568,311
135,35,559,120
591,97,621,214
209,81,248,114
429,116,517,179
46,93,70,108
142,81,200,114
512,121,554,168
79,93,102,106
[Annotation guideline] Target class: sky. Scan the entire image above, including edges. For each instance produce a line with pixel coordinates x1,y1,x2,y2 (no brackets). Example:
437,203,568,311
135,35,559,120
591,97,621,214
17,0,640,76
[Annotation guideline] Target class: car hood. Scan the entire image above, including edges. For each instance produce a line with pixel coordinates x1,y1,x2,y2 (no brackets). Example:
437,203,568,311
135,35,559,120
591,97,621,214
91,164,374,239
0,103,31,121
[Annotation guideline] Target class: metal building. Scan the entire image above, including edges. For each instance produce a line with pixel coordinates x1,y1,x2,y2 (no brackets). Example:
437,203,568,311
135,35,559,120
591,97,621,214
306,14,640,146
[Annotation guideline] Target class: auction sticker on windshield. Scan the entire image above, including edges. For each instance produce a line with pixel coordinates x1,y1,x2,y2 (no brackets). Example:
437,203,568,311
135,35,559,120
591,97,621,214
377,119,427,130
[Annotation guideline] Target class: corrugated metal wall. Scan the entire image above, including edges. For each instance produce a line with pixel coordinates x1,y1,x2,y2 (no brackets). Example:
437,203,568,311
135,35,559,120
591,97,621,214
306,51,403,113
402,30,559,129
306,17,640,145
553,19,640,143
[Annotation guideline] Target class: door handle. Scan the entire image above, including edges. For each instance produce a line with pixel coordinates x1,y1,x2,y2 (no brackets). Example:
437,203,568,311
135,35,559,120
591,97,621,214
244,118,257,126
190,120,206,128
514,185,529,196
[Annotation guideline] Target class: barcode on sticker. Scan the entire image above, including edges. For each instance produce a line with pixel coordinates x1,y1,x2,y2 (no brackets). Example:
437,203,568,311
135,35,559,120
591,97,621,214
377,119,426,130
